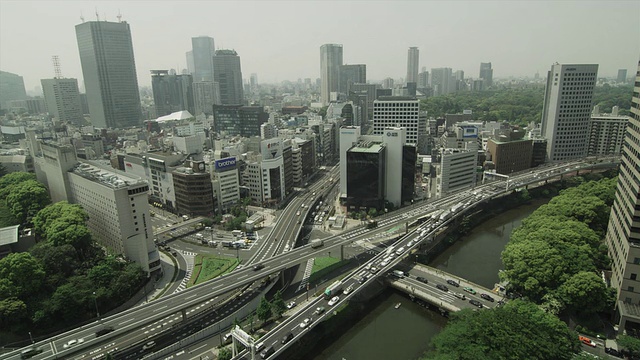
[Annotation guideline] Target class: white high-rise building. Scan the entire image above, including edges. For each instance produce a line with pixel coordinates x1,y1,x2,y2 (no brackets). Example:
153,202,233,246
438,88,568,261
372,97,419,145
68,162,160,275
406,47,419,84
320,44,343,105
41,78,84,125
540,63,598,161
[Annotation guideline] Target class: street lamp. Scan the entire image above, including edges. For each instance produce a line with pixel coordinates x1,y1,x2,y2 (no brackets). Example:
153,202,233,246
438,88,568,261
93,291,100,320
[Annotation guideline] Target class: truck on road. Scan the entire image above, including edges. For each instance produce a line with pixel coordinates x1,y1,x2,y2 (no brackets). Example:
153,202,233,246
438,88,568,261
311,239,324,248
324,280,343,299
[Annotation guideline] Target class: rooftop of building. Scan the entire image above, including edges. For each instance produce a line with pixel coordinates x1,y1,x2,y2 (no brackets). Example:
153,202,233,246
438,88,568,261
375,96,418,101
71,161,147,189
349,140,384,153
0,225,19,247
488,137,533,145
156,110,194,123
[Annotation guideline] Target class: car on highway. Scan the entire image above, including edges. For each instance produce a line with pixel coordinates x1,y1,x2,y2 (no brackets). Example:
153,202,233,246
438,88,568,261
579,335,596,348
222,333,232,343
299,317,312,329
395,247,405,255
416,276,428,284
313,306,325,315
63,339,84,349
469,299,483,308
281,332,294,344
255,341,265,352
453,292,466,300
253,263,265,271
436,284,449,292
463,287,477,295
380,260,389,267
20,348,42,359
480,293,495,302
370,266,379,274
446,279,460,287
343,285,354,295
260,343,276,359
142,341,156,350
286,301,296,309
328,296,340,306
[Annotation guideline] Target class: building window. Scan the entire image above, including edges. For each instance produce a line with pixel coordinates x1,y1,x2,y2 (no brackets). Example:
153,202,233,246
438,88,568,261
632,274,638,281
628,286,635,292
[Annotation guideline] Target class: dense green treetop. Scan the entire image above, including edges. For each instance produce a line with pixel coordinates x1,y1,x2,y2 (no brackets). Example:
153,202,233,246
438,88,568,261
557,271,614,314
256,296,271,324
4,179,51,224
271,290,287,318
427,300,580,360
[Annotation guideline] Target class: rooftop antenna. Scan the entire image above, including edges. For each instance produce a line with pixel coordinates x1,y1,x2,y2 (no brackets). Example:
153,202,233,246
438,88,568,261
117,10,122,22
95,8,99,21
52,55,62,78
80,11,85,23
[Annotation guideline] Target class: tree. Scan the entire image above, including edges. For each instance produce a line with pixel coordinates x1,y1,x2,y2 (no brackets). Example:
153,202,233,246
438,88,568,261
218,346,232,360
0,297,28,328
427,300,580,360
557,271,614,314
617,335,640,356
256,296,271,324
29,242,79,280
271,290,286,318
0,172,36,198
5,180,51,224
0,252,46,299
32,202,88,239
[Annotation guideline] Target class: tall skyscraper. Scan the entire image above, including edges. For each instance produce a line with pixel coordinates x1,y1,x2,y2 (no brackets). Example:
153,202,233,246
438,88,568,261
617,69,628,83
418,69,429,88
191,36,215,82
339,64,366,94
605,59,640,333
0,70,27,110
479,62,493,88
193,81,220,116
213,49,244,105
151,70,194,117
75,20,141,129
540,63,598,161
431,68,453,96
372,96,420,145
41,78,83,125
320,44,343,105
406,47,419,84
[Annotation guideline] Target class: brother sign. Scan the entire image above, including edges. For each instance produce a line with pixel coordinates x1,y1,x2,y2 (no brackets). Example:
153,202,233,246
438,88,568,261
215,157,237,171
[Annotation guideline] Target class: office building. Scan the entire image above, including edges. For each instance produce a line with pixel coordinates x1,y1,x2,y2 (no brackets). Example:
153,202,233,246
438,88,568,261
33,142,78,203
486,139,533,175
479,62,493,88
418,70,429,88
213,49,244,105
173,161,214,216
346,141,386,210
212,157,240,213
617,69,628,83
431,68,453,96
339,64,366,94
41,78,84,125
372,97,420,145
340,126,361,197
605,59,640,334
75,20,141,129
193,81,220,116
151,70,195,117
68,162,160,275
406,47,419,84
0,70,27,110
0,154,34,174
212,105,268,137
320,44,343,105
436,147,477,198
540,63,598,161
191,36,215,82
588,107,628,156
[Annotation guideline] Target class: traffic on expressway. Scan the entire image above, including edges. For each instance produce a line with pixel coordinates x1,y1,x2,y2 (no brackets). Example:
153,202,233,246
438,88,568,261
2,157,617,360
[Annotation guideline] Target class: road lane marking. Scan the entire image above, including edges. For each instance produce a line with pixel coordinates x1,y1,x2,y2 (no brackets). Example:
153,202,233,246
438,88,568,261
153,305,168,312
118,318,135,325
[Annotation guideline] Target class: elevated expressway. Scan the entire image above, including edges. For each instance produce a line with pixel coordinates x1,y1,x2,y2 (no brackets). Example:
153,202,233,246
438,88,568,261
2,157,618,360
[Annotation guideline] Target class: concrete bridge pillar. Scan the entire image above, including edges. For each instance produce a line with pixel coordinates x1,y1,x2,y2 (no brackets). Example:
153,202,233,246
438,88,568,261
181,308,188,322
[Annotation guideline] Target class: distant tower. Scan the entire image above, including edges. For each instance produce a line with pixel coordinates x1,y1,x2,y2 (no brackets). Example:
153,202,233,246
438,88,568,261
191,36,215,82
540,63,598,161
479,62,493,88
213,49,244,105
75,20,141,128
52,55,62,78
320,44,343,105
42,55,83,124
617,69,628,83
406,47,419,84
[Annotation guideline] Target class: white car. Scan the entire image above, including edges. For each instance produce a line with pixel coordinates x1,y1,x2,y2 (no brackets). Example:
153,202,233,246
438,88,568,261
286,301,296,309
328,296,340,306
63,339,84,349
299,318,312,329
343,285,354,295
395,247,405,255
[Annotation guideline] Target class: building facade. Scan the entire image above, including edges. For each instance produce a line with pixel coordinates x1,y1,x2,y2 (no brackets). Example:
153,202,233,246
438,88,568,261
41,78,84,125
479,62,493,88
212,157,240,213
193,81,221,116
588,109,628,156
540,63,598,161
346,141,386,210
0,70,27,110
436,147,477,198
68,162,160,275
213,49,244,105
75,21,141,129
605,59,640,334
191,36,215,82
406,47,419,84
172,162,214,216
430,67,453,96
372,97,420,145
486,139,533,175
339,64,366,95
151,70,195,117
212,105,268,137
320,44,343,105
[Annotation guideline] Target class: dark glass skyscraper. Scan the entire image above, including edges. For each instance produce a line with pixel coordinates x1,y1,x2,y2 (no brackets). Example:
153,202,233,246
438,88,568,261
213,49,244,105
75,21,141,129
151,70,194,117
191,36,215,82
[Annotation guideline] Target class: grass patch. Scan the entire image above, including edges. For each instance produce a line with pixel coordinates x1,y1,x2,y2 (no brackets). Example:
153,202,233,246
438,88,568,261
309,256,350,285
187,254,239,287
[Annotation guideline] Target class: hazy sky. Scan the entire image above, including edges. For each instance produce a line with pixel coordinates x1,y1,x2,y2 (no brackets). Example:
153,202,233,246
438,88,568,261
1,1,639,92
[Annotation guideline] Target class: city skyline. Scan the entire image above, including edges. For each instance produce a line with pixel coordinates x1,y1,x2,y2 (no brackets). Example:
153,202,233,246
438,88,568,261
1,1,639,92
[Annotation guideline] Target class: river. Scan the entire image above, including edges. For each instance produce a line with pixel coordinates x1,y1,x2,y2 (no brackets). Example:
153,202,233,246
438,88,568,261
311,199,549,360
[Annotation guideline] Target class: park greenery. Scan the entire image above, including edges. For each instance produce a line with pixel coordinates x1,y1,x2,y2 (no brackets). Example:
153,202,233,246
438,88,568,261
426,300,580,360
187,254,239,287
256,290,287,325
0,172,146,344
419,84,632,126
500,176,618,315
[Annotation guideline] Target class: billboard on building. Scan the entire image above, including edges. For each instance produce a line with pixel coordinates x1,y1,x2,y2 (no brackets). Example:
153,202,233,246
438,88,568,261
215,157,237,171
